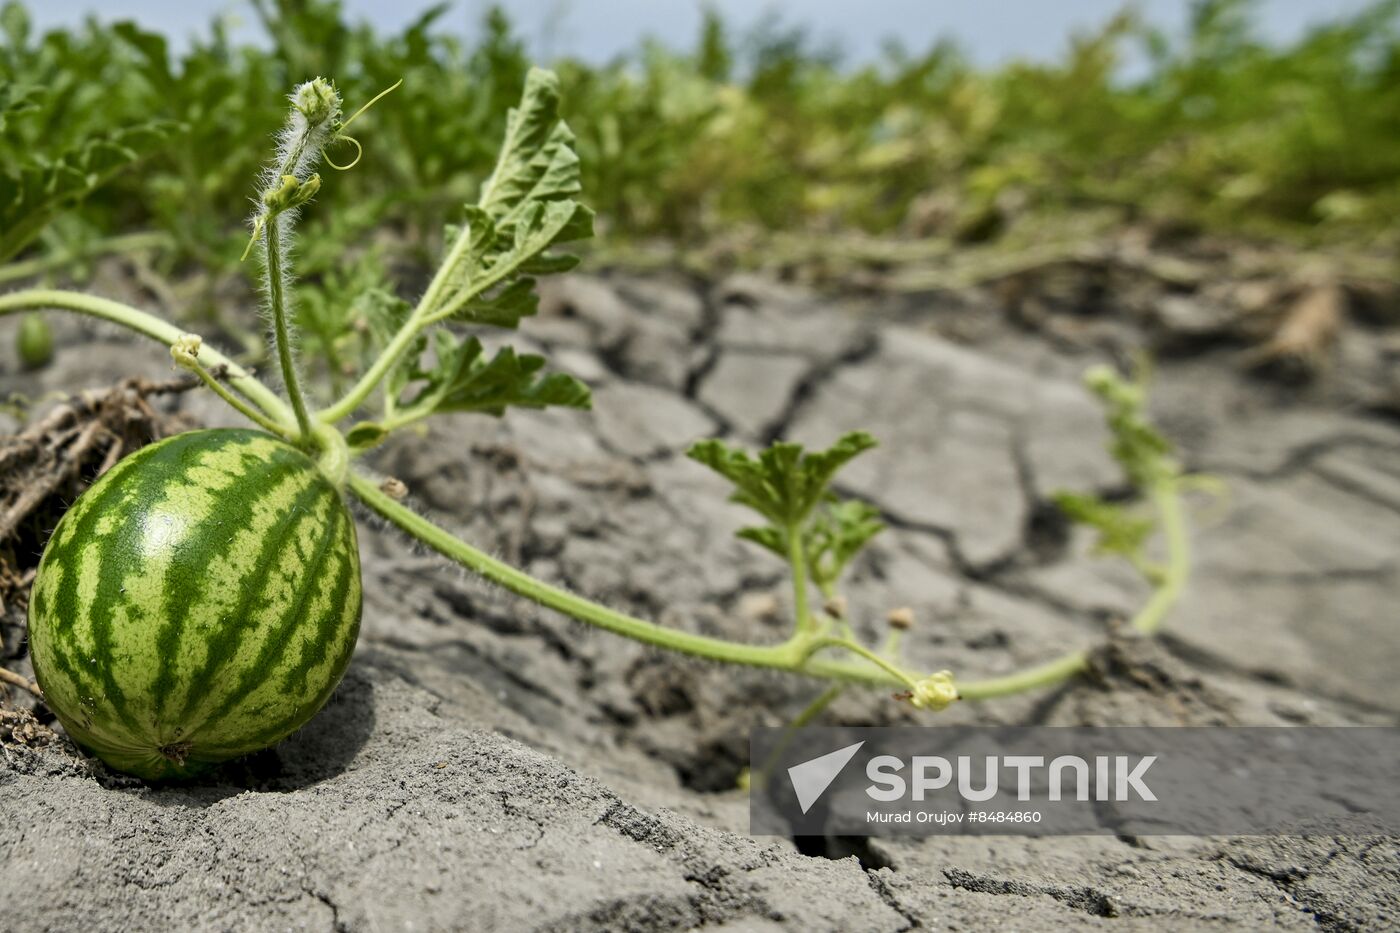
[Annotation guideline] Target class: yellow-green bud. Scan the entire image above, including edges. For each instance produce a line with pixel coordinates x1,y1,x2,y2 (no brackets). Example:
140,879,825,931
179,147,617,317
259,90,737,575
293,78,340,127
1083,364,1141,409
171,333,203,369
908,671,958,711
261,173,321,213
1082,364,1116,394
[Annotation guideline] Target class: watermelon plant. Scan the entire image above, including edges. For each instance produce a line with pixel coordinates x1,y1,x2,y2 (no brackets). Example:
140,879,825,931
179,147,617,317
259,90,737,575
0,70,1197,780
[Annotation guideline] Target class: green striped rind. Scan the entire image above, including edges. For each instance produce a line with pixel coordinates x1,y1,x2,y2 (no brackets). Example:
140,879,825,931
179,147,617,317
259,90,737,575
27,428,362,780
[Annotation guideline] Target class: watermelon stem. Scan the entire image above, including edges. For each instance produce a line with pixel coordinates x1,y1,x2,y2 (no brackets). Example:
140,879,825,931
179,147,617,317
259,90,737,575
245,81,353,447
0,289,295,433
350,464,1193,702
316,208,477,425
171,333,292,438
312,422,350,488
350,471,919,689
261,215,315,445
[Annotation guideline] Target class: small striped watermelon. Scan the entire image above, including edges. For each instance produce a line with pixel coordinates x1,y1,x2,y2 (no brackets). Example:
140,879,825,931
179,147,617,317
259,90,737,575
27,428,362,780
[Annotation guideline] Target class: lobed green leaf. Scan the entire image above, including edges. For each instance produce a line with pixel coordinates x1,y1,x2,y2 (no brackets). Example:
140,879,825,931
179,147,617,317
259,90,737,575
688,431,877,530
805,499,885,588
407,332,591,417
427,68,593,325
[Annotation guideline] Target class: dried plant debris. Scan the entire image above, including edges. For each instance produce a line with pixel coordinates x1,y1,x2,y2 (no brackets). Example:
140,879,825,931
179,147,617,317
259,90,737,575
0,376,198,710
1244,283,1347,381
0,706,57,748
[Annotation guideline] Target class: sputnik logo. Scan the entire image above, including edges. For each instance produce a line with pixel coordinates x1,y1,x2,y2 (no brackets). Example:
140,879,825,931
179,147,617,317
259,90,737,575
787,741,864,814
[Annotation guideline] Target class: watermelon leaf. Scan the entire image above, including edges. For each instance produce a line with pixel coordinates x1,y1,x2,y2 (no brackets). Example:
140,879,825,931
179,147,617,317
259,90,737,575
0,113,175,264
688,432,878,530
408,332,591,417
423,68,594,325
688,432,883,588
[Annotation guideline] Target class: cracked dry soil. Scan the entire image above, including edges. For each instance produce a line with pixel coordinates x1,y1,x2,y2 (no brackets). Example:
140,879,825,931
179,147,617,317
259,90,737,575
1,269,1398,931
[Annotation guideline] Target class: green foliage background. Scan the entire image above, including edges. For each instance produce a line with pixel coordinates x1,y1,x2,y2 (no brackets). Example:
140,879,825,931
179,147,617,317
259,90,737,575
3,0,1400,281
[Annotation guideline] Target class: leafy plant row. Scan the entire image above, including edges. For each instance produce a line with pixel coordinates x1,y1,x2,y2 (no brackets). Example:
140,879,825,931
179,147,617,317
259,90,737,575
3,0,1400,296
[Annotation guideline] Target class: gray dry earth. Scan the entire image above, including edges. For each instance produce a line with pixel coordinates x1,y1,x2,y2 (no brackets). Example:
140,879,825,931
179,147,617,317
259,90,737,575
1,269,1399,931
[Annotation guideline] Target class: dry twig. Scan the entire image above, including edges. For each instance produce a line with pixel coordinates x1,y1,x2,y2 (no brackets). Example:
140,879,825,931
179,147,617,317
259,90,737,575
0,666,41,697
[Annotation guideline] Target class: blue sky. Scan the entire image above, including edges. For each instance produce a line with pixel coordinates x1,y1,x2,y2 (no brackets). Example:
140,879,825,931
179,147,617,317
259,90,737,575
29,1,1378,66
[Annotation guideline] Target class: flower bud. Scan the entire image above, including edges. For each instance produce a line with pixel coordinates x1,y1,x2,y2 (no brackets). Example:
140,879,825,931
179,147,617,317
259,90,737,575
908,671,958,711
171,333,203,368
293,78,341,128
261,173,322,213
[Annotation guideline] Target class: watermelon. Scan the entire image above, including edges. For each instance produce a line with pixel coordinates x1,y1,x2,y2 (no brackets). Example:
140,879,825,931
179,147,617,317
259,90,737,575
17,312,54,370
27,428,362,780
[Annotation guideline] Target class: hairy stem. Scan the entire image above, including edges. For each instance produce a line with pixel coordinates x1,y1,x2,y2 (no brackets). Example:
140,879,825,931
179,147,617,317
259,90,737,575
803,636,921,690
352,467,1191,702
955,650,1090,701
0,289,293,428
263,220,313,443
788,529,815,636
320,308,421,423
349,473,906,687
1130,484,1189,636
350,472,797,666
177,355,290,438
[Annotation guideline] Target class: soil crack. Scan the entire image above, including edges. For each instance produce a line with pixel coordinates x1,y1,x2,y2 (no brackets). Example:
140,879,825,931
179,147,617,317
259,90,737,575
942,866,1119,918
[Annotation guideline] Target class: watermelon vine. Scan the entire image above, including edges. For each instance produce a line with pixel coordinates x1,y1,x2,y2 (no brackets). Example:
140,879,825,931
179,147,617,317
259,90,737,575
0,70,1199,779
